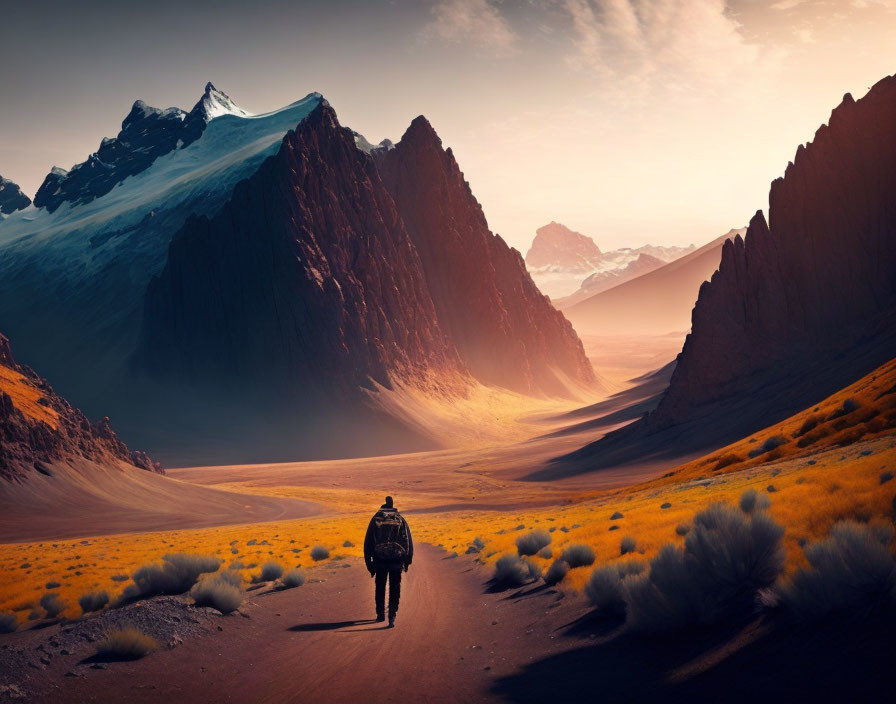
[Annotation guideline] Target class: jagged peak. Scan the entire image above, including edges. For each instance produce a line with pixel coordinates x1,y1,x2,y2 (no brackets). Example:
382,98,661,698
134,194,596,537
189,82,250,121
398,115,443,150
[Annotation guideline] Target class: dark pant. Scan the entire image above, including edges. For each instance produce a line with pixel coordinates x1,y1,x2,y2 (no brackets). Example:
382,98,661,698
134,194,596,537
374,563,403,617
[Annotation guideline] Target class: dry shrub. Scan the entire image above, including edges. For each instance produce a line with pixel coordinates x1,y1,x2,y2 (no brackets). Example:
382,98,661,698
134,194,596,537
491,554,540,588
259,561,284,582
625,502,785,631
560,543,595,568
310,546,330,562
515,530,551,557
0,611,16,634
190,574,243,614
739,488,771,514
544,560,569,586
585,561,646,616
96,627,159,660
777,521,896,622
79,590,109,614
281,568,306,589
124,553,221,600
39,593,64,619
748,435,787,459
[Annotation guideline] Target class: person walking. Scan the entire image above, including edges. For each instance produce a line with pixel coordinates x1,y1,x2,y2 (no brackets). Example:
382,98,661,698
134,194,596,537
363,495,413,628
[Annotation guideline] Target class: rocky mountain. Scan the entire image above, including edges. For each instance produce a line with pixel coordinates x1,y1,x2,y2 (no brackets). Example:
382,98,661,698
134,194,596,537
557,252,666,307
373,118,594,396
0,176,30,214
561,230,743,336
524,221,695,299
33,83,245,212
554,75,896,474
0,86,594,464
525,222,603,272
0,332,159,482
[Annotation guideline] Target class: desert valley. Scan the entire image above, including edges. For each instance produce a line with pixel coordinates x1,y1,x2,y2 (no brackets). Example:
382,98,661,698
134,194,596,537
2,3,896,702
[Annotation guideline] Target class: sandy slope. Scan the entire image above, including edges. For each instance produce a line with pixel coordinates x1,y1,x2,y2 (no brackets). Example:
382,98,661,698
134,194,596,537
0,459,322,543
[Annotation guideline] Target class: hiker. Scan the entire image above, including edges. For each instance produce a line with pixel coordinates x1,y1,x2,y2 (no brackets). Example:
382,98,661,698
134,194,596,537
363,495,413,627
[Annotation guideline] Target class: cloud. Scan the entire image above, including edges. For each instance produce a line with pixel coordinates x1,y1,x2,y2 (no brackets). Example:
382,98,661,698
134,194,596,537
422,0,518,54
562,0,766,94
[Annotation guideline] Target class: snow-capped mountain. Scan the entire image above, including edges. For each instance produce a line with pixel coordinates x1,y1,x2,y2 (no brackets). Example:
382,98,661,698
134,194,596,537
524,221,695,299
32,83,253,212
0,85,594,464
0,176,31,215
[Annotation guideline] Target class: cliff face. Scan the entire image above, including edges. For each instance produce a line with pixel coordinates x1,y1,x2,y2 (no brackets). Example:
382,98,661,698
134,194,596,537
653,77,896,426
547,75,896,477
375,118,595,396
137,103,463,405
0,333,159,481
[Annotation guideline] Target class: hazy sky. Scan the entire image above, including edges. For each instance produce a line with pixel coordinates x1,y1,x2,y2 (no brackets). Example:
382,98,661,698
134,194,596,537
3,0,896,251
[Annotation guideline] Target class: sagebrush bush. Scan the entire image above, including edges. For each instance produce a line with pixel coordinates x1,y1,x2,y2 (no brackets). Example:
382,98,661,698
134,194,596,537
777,521,896,622
739,488,771,514
216,569,243,588
125,553,221,600
491,554,539,588
620,537,637,555
675,523,691,536
544,560,569,586
40,593,65,619
794,415,820,437
748,435,787,459
585,566,627,616
79,590,109,614
190,574,243,614
829,398,859,420
713,453,743,471
96,627,159,660
342,540,354,548
561,543,595,568
310,546,330,561
259,561,284,582
516,530,551,556
625,503,785,631
0,611,17,634
281,568,306,589
537,546,553,559
610,512,624,520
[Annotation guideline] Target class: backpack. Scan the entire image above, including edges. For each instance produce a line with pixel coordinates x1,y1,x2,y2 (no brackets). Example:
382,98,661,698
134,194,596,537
372,511,407,562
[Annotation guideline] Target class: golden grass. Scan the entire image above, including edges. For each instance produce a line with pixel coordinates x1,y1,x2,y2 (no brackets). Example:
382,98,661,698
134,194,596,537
96,627,159,659
4,436,889,624
660,358,896,486
0,364,58,429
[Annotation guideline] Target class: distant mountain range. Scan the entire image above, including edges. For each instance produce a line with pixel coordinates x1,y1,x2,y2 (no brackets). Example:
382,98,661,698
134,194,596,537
560,229,746,336
524,221,695,299
0,85,594,464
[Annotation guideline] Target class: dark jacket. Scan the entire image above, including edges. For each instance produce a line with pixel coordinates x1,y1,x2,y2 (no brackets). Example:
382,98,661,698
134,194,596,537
364,505,413,572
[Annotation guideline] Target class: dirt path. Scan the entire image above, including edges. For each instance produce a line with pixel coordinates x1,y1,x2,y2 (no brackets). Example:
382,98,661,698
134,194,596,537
16,545,591,703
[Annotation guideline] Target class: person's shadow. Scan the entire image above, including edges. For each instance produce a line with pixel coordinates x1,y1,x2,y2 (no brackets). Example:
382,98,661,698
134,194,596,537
288,619,387,633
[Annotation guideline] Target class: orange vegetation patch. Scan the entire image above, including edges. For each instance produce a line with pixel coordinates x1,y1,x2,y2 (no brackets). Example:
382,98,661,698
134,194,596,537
0,365,58,429
662,357,896,485
0,513,367,623
410,436,896,591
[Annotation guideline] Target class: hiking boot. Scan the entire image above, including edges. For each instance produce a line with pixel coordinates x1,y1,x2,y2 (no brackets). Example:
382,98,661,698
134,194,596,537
375,614,385,623
388,613,395,628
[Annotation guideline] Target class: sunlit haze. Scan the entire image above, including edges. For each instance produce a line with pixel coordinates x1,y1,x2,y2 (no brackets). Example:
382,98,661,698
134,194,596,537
3,0,896,250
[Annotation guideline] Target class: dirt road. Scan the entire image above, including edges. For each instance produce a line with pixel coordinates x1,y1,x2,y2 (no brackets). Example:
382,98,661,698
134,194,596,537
15,545,591,703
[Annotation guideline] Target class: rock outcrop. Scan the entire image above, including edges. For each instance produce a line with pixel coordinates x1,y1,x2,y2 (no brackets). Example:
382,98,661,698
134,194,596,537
374,117,595,396
0,176,30,214
0,333,159,481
